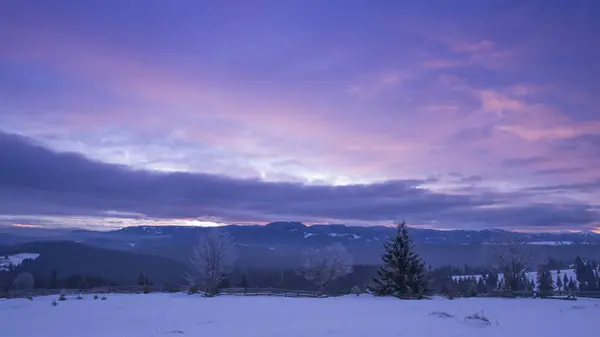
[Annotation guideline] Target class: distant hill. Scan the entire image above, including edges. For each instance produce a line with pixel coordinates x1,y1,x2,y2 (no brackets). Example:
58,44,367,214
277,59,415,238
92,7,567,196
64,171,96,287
2,223,600,269
0,241,186,288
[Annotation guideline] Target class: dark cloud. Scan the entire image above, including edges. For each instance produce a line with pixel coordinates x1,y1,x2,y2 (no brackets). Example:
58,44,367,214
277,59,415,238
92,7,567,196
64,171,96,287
0,131,598,230
502,156,550,167
526,180,600,193
533,167,586,176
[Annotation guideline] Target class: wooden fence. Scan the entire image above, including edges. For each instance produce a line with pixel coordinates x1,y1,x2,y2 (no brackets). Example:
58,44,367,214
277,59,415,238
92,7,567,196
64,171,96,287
0,286,324,300
2,286,600,300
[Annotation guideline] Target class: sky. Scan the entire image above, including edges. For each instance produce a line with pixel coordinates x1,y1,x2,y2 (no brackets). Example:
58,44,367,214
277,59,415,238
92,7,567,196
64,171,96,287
0,1,599,231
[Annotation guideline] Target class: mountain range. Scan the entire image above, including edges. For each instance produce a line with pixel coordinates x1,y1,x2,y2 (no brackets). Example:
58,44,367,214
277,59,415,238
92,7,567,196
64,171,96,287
2,222,599,268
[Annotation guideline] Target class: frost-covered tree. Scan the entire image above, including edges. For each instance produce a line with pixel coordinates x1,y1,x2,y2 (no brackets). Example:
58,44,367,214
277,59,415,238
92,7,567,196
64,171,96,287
298,243,354,292
493,239,532,291
185,229,238,296
369,221,426,297
13,272,35,290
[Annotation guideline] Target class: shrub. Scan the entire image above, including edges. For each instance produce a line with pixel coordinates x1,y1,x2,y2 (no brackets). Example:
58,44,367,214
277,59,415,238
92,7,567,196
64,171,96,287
187,285,199,295
430,311,454,318
52,300,58,306
58,289,67,301
143,286,150,294
12,272,35,290
26,294,33,301
77,295,83,300
465,311,491,326
101,295,107,300
351,285,361,296
93,295,99,300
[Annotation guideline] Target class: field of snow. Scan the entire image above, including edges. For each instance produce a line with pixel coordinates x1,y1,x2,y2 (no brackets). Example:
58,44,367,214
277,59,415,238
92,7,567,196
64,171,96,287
0,253,40,271
0,293,597,337
453,269,579,289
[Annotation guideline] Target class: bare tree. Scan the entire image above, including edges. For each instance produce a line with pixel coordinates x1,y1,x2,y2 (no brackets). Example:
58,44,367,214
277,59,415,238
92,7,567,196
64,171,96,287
492,239,533,292
185,229,237,296
298,243,354,292
13,272,35,290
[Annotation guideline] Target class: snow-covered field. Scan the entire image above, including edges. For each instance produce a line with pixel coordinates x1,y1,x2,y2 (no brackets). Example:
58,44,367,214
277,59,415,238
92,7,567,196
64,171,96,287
0,293,597,337
0,253,40,271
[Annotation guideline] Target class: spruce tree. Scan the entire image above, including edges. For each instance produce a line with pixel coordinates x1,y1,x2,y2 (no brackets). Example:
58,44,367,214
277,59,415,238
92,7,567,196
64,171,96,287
568,277,577,291
238,271,249,288
369,221,426,298
79,275,89,290
556,272,563,291
537,265,554,298
563,273,569,291
137,273,147,286
49,269,58,289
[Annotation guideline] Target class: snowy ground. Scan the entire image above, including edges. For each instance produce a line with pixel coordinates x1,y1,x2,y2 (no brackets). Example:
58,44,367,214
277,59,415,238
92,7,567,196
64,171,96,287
0,293,597,337
0,253,39,271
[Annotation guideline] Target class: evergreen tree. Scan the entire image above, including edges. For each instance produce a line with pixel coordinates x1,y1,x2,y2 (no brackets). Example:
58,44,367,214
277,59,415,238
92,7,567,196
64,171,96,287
563,273,569,291
485,273,498,291
137,272,147,286
49,269,58,289
584,263,595,290
556,272,563,291
238,271,249,288
537,265,554,298
369,221,426,298
574,256,585,285
79,275,89,289
528,278,535,291
568,277,577,291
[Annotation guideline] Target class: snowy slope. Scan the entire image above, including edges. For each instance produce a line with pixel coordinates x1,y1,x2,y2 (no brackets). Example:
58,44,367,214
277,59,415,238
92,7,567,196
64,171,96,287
0,293,597,337
0,253,40,271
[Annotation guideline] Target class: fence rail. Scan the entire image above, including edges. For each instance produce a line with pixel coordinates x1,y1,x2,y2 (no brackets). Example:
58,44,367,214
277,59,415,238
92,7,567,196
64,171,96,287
2,286,600,300
0,286,324,300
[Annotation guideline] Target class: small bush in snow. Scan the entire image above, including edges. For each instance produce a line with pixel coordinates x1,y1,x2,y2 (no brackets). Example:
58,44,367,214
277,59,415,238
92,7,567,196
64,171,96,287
351,285,361,296
52,300,58,306
93,295,99,300
26,294,33,301
77,295,83,300
101,295,107,300
430,311,454,318
58,294,66,301
464,311,490,325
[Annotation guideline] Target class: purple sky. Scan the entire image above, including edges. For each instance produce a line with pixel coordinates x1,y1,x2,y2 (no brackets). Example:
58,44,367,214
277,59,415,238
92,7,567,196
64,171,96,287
1,1,599,231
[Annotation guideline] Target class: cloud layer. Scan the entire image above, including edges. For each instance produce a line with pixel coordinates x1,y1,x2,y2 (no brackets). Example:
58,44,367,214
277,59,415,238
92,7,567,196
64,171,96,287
0,1,599,230
1,131,598,230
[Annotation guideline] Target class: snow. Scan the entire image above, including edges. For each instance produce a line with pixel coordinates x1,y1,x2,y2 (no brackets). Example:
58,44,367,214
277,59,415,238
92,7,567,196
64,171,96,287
0,293,596,337
303,233,315,239
452,269,579,290
327,233,362,239
0,253,40,271
526,241,574,246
